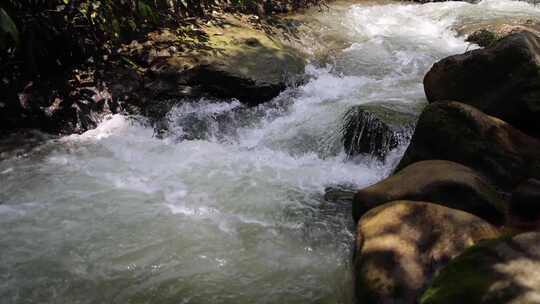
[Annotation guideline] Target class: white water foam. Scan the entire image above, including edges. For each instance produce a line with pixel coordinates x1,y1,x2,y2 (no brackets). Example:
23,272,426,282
1,1,540,303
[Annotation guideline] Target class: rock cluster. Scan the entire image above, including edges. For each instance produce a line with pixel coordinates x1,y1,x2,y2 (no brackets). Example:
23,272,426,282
424,31,540,138
352,30,540,303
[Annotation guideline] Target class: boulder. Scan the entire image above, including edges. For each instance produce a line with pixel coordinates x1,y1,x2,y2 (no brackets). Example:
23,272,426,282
396,102,540,190
421,232,540,304
353,160,507,225
509,178,540,229
341,102,417,159
142,17,306,107
424,31,540,138
354,201,499,304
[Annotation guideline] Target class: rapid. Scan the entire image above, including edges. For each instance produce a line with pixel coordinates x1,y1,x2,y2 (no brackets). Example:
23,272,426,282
1,0,540,303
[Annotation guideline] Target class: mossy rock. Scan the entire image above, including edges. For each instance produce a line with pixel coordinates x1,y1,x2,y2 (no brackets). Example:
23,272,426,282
466,29,501,48
203,19,306,87
354,201,499,304
421,232,540,304
143,15,307,107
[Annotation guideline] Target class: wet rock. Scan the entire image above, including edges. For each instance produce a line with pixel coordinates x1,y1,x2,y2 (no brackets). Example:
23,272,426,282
0,80,119,135
458,18,540,45
103,67,143,102
509,178,540,228
354,201,499,304
324,185,357,202
70,87,119,132
466,29,501,47
341,102,416,159
146,53,303,107
424,31,540,138
421,232,540,304
353,160,507,225
397,102,540,191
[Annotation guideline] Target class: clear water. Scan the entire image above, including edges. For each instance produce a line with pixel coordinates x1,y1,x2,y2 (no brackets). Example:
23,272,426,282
1,1,539,303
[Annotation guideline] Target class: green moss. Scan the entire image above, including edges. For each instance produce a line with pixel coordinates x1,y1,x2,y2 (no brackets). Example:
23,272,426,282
420,236,512,304
466,29,501,48
202,19,305,84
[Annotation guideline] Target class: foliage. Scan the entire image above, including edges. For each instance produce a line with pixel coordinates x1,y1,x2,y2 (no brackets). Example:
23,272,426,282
0,0,326,86
0,7,19,48
0,0,174,79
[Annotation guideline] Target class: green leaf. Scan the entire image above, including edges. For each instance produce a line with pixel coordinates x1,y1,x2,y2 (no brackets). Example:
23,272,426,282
138,1,157,23
0,8,19,46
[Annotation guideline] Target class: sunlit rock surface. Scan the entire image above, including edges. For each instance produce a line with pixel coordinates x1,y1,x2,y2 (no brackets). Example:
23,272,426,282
421,232,540,304
353,160,507,225
354,201,499,304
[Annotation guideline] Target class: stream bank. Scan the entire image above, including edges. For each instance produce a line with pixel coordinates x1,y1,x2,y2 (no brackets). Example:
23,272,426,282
1,10,313,136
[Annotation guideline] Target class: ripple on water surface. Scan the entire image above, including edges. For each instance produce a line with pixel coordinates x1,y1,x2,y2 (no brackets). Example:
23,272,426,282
1,0,540,303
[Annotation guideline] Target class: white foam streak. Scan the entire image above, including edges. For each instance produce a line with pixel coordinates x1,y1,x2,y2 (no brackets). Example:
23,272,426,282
2,1,539,303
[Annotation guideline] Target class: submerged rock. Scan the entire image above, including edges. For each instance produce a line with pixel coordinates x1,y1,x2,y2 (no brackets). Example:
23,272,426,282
354,201,499,304
341,103,416,160
424,31,540,138
353,160,507,225
421,232,540,304
324,185,357,202
397,102,540,190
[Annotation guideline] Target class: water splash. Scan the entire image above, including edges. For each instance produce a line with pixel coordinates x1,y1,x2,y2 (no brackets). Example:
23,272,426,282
1,1,540,303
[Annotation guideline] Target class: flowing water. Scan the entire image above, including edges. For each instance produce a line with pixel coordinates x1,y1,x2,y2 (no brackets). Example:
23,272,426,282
1,1,540,303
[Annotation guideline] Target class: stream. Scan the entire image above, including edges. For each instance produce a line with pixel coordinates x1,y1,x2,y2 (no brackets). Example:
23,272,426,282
1,0,540,303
